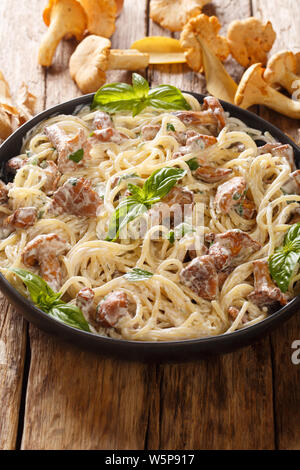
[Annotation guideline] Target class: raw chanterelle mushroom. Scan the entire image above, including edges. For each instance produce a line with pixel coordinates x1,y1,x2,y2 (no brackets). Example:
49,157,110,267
180,14,229,73
69,35,149,93
264,51,300,95
38,0,87,67
150,0,211,32
77,0,118,38
235,63,300,119
227,17,276,68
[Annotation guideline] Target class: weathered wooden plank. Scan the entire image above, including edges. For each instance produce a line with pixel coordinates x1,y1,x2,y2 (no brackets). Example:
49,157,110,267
0,0,46,450
21,328,155,450
252,0,300,450
0,294,27,450
147,0,275,450
20,0,155,450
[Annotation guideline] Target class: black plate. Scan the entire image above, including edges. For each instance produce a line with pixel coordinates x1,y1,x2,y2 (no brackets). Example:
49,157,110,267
0,92,299,362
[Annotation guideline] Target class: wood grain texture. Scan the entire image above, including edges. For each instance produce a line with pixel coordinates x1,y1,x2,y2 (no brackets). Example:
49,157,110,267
253,0,300,450
0,0,46,450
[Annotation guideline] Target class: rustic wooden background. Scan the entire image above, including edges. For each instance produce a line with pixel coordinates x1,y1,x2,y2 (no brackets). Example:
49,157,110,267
0,0,299,450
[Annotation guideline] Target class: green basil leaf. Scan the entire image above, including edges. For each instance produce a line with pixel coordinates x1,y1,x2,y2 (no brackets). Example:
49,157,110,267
284,222,300,250
11,268,61,306
127,183,145,201
123,268,154,282
106,198,148,242
186,158,200,171
11,268,90,332
269,249,300,293
166,123,175,132
68,148,84,163
132,100,148,117
148,85,191,111
132,73,149,99
49,303,90,332
92,82,138,113
143,167,186,202
106,167,186,241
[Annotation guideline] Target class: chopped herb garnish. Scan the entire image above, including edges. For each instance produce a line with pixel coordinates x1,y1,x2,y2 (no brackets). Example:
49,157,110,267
167,230,175,244
235,204,244,216
167,123,176,132
167,223,195,244
186,158,200,171
69,178,78,186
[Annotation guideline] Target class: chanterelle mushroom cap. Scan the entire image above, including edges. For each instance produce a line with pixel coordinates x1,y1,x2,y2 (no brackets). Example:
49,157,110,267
227,17,276,68
180,13,229,73
39,0,87,67
264,51,299,94
70,35,111,94
150,0,211,32
77,0,117,37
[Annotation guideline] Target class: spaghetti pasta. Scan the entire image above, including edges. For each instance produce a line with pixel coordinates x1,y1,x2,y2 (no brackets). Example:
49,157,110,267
0,93,299,341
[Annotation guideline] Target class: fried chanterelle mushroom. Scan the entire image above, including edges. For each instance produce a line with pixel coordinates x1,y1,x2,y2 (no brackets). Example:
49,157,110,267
150,0,211,32
227,17,276,68
180,14,229,73
77,0,118,38
38,0,87,67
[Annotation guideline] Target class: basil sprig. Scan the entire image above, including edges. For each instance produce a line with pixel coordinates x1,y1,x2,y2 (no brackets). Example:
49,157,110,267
91,73,191,117
123,268,154,282
106,167,186,241
269,222,300,292
186,158,200,171
68,148,84,163
11,268,90,332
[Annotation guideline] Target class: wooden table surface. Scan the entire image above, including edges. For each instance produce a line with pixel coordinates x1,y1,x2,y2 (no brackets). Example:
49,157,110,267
0,0,300,451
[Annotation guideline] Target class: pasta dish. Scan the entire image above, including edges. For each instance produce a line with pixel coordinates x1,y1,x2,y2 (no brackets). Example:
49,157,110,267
0,79,299,341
